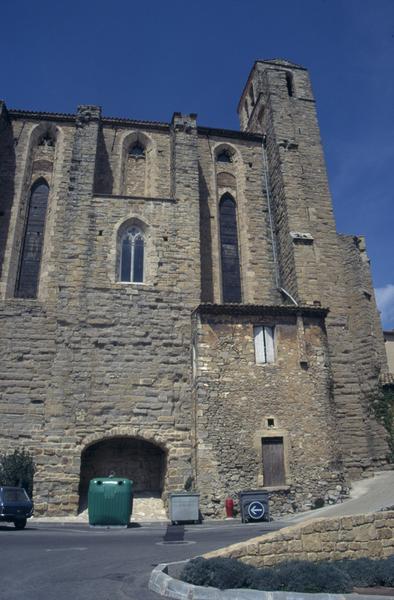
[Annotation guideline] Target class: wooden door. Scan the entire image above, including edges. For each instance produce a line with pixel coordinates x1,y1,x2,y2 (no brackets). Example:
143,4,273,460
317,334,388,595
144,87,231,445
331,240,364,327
262,437,285,486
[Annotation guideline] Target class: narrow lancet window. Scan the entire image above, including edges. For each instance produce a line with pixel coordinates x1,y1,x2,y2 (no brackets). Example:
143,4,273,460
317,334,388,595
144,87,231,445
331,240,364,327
120,226,144,283
285,72,294,97
219,194,241,303
15,179,49,298
125,141,147,195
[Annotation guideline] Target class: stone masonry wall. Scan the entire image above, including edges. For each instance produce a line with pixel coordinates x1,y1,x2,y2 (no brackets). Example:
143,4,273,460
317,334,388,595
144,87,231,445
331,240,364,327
337,234,389,464
0,110,202,515
239,60,389,476
0,59,390,517
193,307,343,518
0,101,15,283
204,511,394,566
197,132,279,306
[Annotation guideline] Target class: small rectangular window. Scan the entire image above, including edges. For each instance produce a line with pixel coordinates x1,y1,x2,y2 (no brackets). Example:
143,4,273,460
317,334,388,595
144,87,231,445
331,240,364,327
254,326,275,364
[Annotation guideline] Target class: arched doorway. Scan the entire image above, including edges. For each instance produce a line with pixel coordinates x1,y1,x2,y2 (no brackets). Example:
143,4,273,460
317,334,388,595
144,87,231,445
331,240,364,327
78,437,166,512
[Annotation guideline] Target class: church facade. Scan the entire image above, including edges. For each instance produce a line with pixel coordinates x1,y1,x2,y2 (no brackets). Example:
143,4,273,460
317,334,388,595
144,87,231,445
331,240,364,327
0,59,389,517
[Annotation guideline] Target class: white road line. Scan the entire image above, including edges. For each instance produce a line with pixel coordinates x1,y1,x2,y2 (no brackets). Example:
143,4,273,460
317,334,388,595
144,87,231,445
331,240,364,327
45,547,88,552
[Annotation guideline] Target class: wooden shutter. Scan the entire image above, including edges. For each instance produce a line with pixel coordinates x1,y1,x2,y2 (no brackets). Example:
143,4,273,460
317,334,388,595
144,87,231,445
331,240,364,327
254,326,266,363
254,326,275,364
264,326,275,363
262,437,285,486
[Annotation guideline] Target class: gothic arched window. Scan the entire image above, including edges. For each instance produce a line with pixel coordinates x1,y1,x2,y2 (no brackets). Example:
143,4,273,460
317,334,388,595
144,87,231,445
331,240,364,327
219,194,241,303
15,179,49,298
124,140,147,195
120,226,144,283
216,149,232,163
129,142,145,158
38,132,55,147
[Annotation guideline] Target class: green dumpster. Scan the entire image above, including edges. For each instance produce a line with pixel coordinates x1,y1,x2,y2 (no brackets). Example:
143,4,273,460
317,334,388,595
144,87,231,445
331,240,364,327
88,478,133,526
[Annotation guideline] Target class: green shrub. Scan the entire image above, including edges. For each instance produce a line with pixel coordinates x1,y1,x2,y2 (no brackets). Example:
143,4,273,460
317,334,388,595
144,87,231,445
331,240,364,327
180,556,394,593
247,568,282,591
335,556,394,588
181,558,353,593
376,556,394,587
312,497,325,509
336,558,381,587
372,386,394,462
180,557,255,590
0,449,35,498
276,561,353,593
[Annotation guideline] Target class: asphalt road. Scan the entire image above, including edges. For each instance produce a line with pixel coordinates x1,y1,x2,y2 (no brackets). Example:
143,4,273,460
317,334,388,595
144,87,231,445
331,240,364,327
0,520,287,600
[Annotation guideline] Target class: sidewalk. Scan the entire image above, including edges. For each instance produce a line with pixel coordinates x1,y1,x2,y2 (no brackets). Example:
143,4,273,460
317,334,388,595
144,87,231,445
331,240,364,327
284,470,394,524
31,470,394,524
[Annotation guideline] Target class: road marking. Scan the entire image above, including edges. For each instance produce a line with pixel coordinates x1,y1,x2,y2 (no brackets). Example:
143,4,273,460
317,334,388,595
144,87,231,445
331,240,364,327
156,540,196,546
45,547,87,552
39,527,108,534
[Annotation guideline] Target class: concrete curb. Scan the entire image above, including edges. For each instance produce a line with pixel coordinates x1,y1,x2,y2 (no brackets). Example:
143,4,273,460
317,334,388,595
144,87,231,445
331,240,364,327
148,561,392,600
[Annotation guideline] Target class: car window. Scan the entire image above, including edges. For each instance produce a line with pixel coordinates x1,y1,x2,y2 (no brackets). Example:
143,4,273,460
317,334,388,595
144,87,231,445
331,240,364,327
3,489,29,502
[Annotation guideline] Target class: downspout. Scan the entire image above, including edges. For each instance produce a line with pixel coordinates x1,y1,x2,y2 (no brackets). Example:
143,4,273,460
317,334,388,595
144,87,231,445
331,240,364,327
262,134,298,307
279,286,298,307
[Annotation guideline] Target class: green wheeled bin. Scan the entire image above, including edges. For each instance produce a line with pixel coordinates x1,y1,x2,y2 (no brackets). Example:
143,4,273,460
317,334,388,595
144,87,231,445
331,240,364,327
88,478,133,526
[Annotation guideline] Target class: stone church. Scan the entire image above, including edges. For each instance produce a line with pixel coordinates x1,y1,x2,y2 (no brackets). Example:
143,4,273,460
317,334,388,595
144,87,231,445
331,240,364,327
0,59,390,517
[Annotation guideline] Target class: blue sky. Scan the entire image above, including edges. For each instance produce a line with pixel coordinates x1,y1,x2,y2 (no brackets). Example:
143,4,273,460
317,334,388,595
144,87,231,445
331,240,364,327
1,0,393,328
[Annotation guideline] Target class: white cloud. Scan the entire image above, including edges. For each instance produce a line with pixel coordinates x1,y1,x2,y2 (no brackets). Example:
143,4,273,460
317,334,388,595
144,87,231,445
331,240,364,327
375,284,394,329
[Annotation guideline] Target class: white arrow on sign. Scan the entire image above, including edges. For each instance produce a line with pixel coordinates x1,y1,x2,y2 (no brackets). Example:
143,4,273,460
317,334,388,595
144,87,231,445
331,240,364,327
247,500,265,519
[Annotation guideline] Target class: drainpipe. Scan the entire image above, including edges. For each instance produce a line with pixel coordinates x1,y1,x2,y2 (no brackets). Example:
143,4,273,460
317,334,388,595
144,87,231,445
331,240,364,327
279,286,298,307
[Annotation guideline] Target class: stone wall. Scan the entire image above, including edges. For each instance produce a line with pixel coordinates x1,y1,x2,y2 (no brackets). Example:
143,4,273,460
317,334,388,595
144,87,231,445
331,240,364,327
239,59,389,477
204,511,394,566
197,131,279,306
192,305,344,518
0,111,201,515
0,58,389,518
384,333,394,374
0,101,15,283
337,235,389,466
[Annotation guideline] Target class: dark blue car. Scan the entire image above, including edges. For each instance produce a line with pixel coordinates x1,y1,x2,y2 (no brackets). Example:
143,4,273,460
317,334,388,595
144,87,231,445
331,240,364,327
0,486,34,529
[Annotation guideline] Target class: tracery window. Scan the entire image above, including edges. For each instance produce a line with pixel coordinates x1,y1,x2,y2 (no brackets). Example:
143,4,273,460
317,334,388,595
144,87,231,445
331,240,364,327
216,149,232,163
15,179,49,298
120,226,144,283
38,132,55,147
219,194,241,303
128,142,145,158
124,140,147,195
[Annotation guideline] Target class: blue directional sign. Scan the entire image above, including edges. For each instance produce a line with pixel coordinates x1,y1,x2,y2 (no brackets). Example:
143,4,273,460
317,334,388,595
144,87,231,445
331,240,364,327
247,500,265,520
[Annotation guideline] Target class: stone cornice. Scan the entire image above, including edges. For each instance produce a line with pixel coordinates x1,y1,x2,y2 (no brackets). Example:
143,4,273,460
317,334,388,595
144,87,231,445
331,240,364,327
8,109,263,141
194,303,329,319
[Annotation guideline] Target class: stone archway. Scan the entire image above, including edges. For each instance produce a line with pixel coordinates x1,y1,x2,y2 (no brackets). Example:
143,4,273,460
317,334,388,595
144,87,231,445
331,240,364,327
78,436,166,512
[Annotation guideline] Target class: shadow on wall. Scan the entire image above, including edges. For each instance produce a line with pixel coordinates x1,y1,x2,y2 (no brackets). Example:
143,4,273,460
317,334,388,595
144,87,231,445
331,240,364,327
0,113,16,280
93,128,113,195
199,164,213,303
